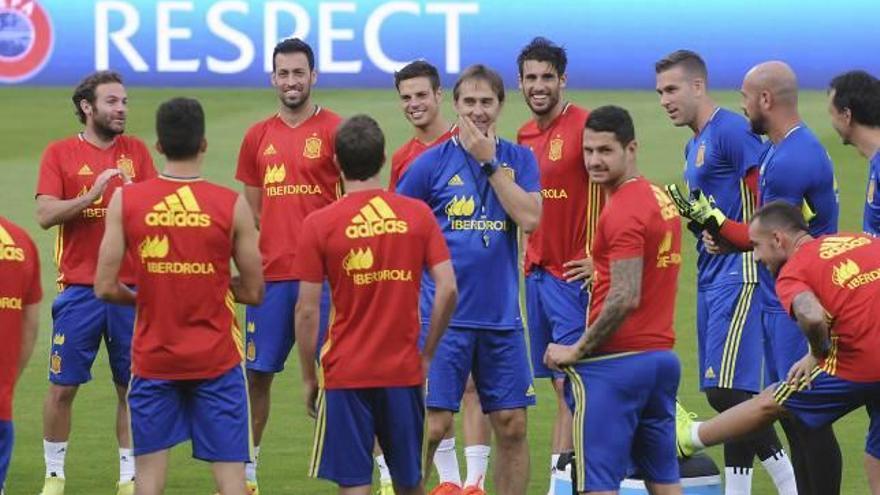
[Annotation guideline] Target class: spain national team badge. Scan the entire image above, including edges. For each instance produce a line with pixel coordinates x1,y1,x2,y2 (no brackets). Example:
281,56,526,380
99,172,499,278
0,0,54,83
695,142,706,167
49,351,61,374
501,164,515,181
868,176,876,204
303,135,322,159
117,154,135,178
246,342,256,361
548,137,563,162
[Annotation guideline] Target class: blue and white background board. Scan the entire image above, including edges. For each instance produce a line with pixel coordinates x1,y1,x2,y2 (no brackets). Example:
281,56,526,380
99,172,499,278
2,0,878,88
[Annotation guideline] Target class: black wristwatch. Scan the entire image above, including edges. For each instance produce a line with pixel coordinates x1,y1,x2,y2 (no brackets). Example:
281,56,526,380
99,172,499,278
481,158,499,177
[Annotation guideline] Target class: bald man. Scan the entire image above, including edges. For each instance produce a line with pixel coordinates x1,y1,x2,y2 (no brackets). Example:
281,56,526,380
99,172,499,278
677,200,880,495
672,61,842,494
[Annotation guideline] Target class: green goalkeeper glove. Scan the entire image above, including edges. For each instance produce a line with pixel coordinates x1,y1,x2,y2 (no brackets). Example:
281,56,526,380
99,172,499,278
690,189,727,232
664,184,727,233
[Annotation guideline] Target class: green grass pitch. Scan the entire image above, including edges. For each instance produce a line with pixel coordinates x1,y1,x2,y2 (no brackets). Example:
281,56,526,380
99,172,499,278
0,86,871,494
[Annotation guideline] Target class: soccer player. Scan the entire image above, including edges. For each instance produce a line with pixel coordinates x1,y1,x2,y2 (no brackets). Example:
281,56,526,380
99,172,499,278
677,201,880,494
94,97,264,495
389,60,457,190
827,70,880,235
0,216,42,491
397,64,541,495
34,70,156,495
654,50,796,494
235,37,341,491
670,61,841,495
389,60,490,495
544,105,683,495
293,114,457,495
515,37,602,490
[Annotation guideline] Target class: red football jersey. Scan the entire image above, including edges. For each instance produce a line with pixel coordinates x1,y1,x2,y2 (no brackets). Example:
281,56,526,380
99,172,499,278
518,104,604,278
589,177,681,354
122,177,241,380
388,126,457,191
36,135,156,286
776,234,880,382
292,190,450,389
0,217,42,420
236,109,342,281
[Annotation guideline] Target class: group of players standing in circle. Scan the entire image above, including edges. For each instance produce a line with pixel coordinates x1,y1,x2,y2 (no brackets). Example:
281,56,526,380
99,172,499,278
3,33,880,495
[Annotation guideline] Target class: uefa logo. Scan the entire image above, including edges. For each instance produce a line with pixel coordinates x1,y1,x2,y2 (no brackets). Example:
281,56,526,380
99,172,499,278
0,0,53,83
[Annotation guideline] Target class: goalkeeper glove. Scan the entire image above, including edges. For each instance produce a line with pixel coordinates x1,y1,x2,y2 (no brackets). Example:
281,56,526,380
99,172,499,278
664,184,727,233
690,189,727,232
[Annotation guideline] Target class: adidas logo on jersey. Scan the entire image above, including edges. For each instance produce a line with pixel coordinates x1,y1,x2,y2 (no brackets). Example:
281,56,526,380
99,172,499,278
145,186,211,228
139,235,170,261
345,197,408,238
263,144,277,156
819,236,870,260
343,247,374,274
0,224,25,262
704,367,715,379
448,174,464,186
264,164,286,185
77,164,93,175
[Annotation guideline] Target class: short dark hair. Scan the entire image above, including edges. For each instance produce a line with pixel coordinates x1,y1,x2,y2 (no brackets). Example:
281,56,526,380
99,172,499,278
829,70,880,128
654,49,708,81
585,105,635,146
335,115,385,181
72,70,124,124
394,60,441,91
452,64,505,103
517,37,567,77
751,201,809,234
272,37,314,72
156,98,205,161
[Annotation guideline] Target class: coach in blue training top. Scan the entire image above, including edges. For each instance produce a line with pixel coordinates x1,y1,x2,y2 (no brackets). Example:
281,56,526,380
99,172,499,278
398,64,541,495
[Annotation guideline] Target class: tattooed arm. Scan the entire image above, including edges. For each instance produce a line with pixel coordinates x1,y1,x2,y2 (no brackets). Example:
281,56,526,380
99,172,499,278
574,257,643,357
545,256,643,369
791,291,830,359
786,290,830,385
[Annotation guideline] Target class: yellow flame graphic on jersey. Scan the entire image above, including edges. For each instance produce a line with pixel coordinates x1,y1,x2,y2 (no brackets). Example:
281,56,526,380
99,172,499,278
343,247,374,274
832,258,860,287
139,235,170,261
264,164,286,185
445,195,475,217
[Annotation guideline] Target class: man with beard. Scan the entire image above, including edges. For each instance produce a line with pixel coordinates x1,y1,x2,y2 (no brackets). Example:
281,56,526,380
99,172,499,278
387,61,492,495
397,64,541,495
35,70,157,495
827,70,880,235
671,61,842,495
544,105,683,495
515,38,602,493
677,201,880,495
655,50,797,495
235,37,341,494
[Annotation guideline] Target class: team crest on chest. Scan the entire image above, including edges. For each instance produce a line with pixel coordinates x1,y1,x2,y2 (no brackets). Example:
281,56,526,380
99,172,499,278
117,155,135,178
548,137,563,162
869,176,876,204
303,135,322,159
695,142,706,167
